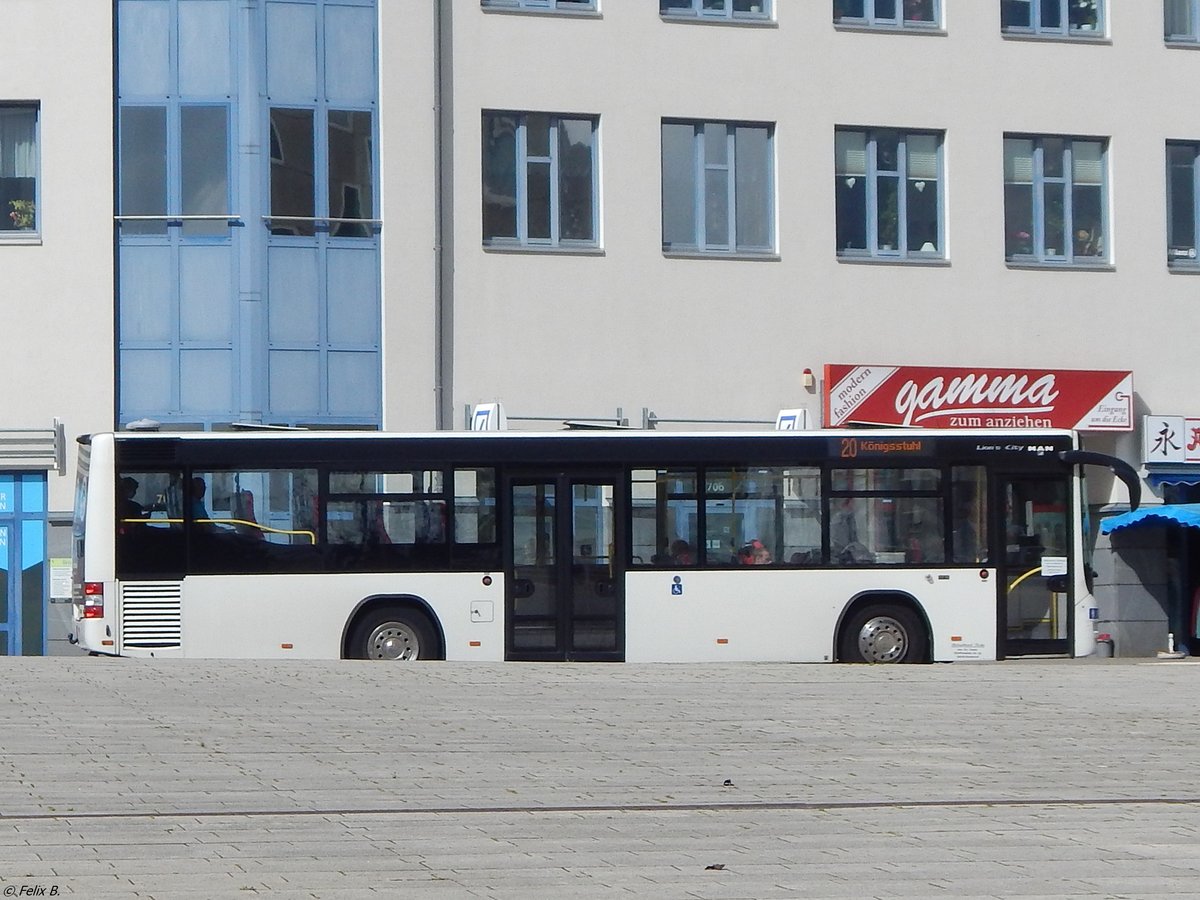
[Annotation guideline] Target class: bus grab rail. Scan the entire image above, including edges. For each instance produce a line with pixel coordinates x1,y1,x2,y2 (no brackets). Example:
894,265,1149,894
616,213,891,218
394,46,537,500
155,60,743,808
121,517,316,544
1057,450,1141,511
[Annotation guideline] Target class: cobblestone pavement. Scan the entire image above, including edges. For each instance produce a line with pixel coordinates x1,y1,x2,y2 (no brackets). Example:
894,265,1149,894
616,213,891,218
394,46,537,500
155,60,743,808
1,657,1199,898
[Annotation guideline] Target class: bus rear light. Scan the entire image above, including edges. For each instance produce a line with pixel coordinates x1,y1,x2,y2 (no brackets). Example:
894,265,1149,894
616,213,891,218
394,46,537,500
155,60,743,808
83,582,104,618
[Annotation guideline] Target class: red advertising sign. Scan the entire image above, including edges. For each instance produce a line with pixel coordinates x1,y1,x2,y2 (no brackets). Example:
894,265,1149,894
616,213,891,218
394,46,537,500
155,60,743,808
824,365,1133,431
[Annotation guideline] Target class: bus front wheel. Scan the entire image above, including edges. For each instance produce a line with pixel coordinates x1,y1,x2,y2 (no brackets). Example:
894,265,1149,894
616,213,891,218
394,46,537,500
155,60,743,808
838,604,927,664
350,608,437,661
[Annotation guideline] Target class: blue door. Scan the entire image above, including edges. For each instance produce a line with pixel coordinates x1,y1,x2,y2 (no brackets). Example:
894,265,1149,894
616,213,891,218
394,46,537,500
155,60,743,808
0,523,10,655
0,474,47,656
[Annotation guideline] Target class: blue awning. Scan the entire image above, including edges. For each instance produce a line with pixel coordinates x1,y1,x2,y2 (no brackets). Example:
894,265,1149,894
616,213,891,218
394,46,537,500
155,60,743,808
1100,503,1200,534
1146,469,1200,489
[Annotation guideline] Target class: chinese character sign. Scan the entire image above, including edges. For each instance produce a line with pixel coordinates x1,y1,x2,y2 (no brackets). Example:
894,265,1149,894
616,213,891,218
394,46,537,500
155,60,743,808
1143,416,1200,464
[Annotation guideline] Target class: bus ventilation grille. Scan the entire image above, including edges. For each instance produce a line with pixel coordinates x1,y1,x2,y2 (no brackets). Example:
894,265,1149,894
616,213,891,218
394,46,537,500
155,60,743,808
120,582,183,648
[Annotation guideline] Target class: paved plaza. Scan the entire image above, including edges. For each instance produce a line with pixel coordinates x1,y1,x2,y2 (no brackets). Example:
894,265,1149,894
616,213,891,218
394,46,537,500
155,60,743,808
1,657,1199,898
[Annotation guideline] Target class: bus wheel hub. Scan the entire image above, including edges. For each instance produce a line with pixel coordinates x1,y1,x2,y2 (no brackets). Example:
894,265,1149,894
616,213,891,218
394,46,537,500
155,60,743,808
857,617,907,663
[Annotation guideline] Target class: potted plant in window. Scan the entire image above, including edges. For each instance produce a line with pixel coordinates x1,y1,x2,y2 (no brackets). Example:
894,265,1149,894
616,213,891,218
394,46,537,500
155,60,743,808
8,200,34,230
1071,0,1098,30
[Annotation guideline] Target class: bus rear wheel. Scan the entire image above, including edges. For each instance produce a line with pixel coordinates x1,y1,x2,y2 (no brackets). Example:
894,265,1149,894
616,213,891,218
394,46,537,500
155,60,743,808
350,608,437,661
838,604,927,664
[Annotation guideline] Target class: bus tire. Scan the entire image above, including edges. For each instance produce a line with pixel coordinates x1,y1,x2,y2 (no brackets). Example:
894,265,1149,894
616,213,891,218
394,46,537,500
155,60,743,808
349,607,438,661
838,603,928,664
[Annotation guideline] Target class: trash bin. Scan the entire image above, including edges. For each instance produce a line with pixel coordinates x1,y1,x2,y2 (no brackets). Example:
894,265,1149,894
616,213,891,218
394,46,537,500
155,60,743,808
1095,633,1114,658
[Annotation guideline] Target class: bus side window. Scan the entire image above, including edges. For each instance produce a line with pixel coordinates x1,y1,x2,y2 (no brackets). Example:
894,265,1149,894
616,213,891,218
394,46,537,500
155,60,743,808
951,466,988,564
114,469,186,578
630,469,698,567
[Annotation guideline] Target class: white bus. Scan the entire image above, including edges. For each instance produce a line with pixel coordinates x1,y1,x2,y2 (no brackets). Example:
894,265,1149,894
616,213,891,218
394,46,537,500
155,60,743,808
71,428,1138,663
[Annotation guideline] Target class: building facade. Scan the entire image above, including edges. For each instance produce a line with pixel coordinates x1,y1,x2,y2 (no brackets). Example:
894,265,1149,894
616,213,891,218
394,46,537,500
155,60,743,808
6,0,1200,654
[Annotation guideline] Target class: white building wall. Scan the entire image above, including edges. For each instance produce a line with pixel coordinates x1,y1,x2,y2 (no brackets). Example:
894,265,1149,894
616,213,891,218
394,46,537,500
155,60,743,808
379,3,440,431
4,1,114,511
444,2,1192,440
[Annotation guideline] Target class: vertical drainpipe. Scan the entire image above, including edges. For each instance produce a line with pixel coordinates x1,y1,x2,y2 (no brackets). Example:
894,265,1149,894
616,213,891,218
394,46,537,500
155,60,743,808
434,0,454,430
111,2,122,430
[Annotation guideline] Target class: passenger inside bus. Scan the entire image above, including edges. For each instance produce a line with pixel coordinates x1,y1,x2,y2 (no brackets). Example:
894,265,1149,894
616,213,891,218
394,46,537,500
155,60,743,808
232,490,265,540
739,540,773,565
190,476,216,533
669,539,694,565
118,476,145,523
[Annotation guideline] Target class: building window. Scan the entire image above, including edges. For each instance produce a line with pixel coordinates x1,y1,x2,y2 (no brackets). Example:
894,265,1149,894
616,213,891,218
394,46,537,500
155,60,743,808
834,0,939,28
660,0,771,21
1003,135,1107,264
1167,142,1200,267
1000,0,1103,36
835,128,943,259
661,120,774,255
0,105,38,234
481,0,596,11
1166,0,1200,41
482,111,598,248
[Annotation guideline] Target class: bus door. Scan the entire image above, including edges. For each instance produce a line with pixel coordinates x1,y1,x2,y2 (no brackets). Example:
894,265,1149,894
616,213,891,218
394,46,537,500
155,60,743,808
505,474,624,661
997,475,1071,657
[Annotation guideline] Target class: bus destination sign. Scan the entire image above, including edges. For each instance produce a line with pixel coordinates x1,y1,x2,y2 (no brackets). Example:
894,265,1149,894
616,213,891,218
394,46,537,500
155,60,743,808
832,436,932,459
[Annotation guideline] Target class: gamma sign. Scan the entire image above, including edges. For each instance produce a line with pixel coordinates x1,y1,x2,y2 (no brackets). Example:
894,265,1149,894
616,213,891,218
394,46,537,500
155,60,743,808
823,365,1133,432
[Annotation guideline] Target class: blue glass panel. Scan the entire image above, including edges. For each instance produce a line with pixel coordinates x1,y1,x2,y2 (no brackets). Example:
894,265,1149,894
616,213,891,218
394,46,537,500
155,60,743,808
324,5,376,105
19,475,44,514
266,1,319,102
0,477,14,515
121,349,176,413
0,526,8,632
179,0,233,97
120,247,174,342
328,351,379,417
21,519,43,568
180,350,235,415
326,249,379,345
119,0,170,97
181,106,231,237
268,247,320,343
180,246,234,342
269,350,321,415
120,107,169,235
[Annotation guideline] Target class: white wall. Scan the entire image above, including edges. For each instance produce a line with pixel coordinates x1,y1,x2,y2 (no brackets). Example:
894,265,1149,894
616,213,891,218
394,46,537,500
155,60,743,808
3,0,114,513
443,1,1194,432
379,3,441,431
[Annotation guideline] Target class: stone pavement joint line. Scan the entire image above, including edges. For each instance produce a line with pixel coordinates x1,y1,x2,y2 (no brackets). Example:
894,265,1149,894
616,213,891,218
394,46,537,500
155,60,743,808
4,794,1200,823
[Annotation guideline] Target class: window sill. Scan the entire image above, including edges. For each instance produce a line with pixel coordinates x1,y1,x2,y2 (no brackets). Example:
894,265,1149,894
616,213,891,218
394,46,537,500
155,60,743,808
1005,259,1114,271
833,22,945,36
1168,262,1200,273
837,253,948,266
663,249,780,261
1166,38,1200,48
483,242,604,257
480,3,599,17
1000,29,1110,44
659,14,776,28
0,231,41,245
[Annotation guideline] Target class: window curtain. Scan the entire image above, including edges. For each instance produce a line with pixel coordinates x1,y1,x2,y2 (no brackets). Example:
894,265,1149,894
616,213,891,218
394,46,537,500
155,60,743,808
1165,0,1192,37
0,109,36,179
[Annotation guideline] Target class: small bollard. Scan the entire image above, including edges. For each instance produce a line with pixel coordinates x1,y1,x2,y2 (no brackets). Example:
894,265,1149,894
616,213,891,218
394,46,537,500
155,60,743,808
1095,633,1114,658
